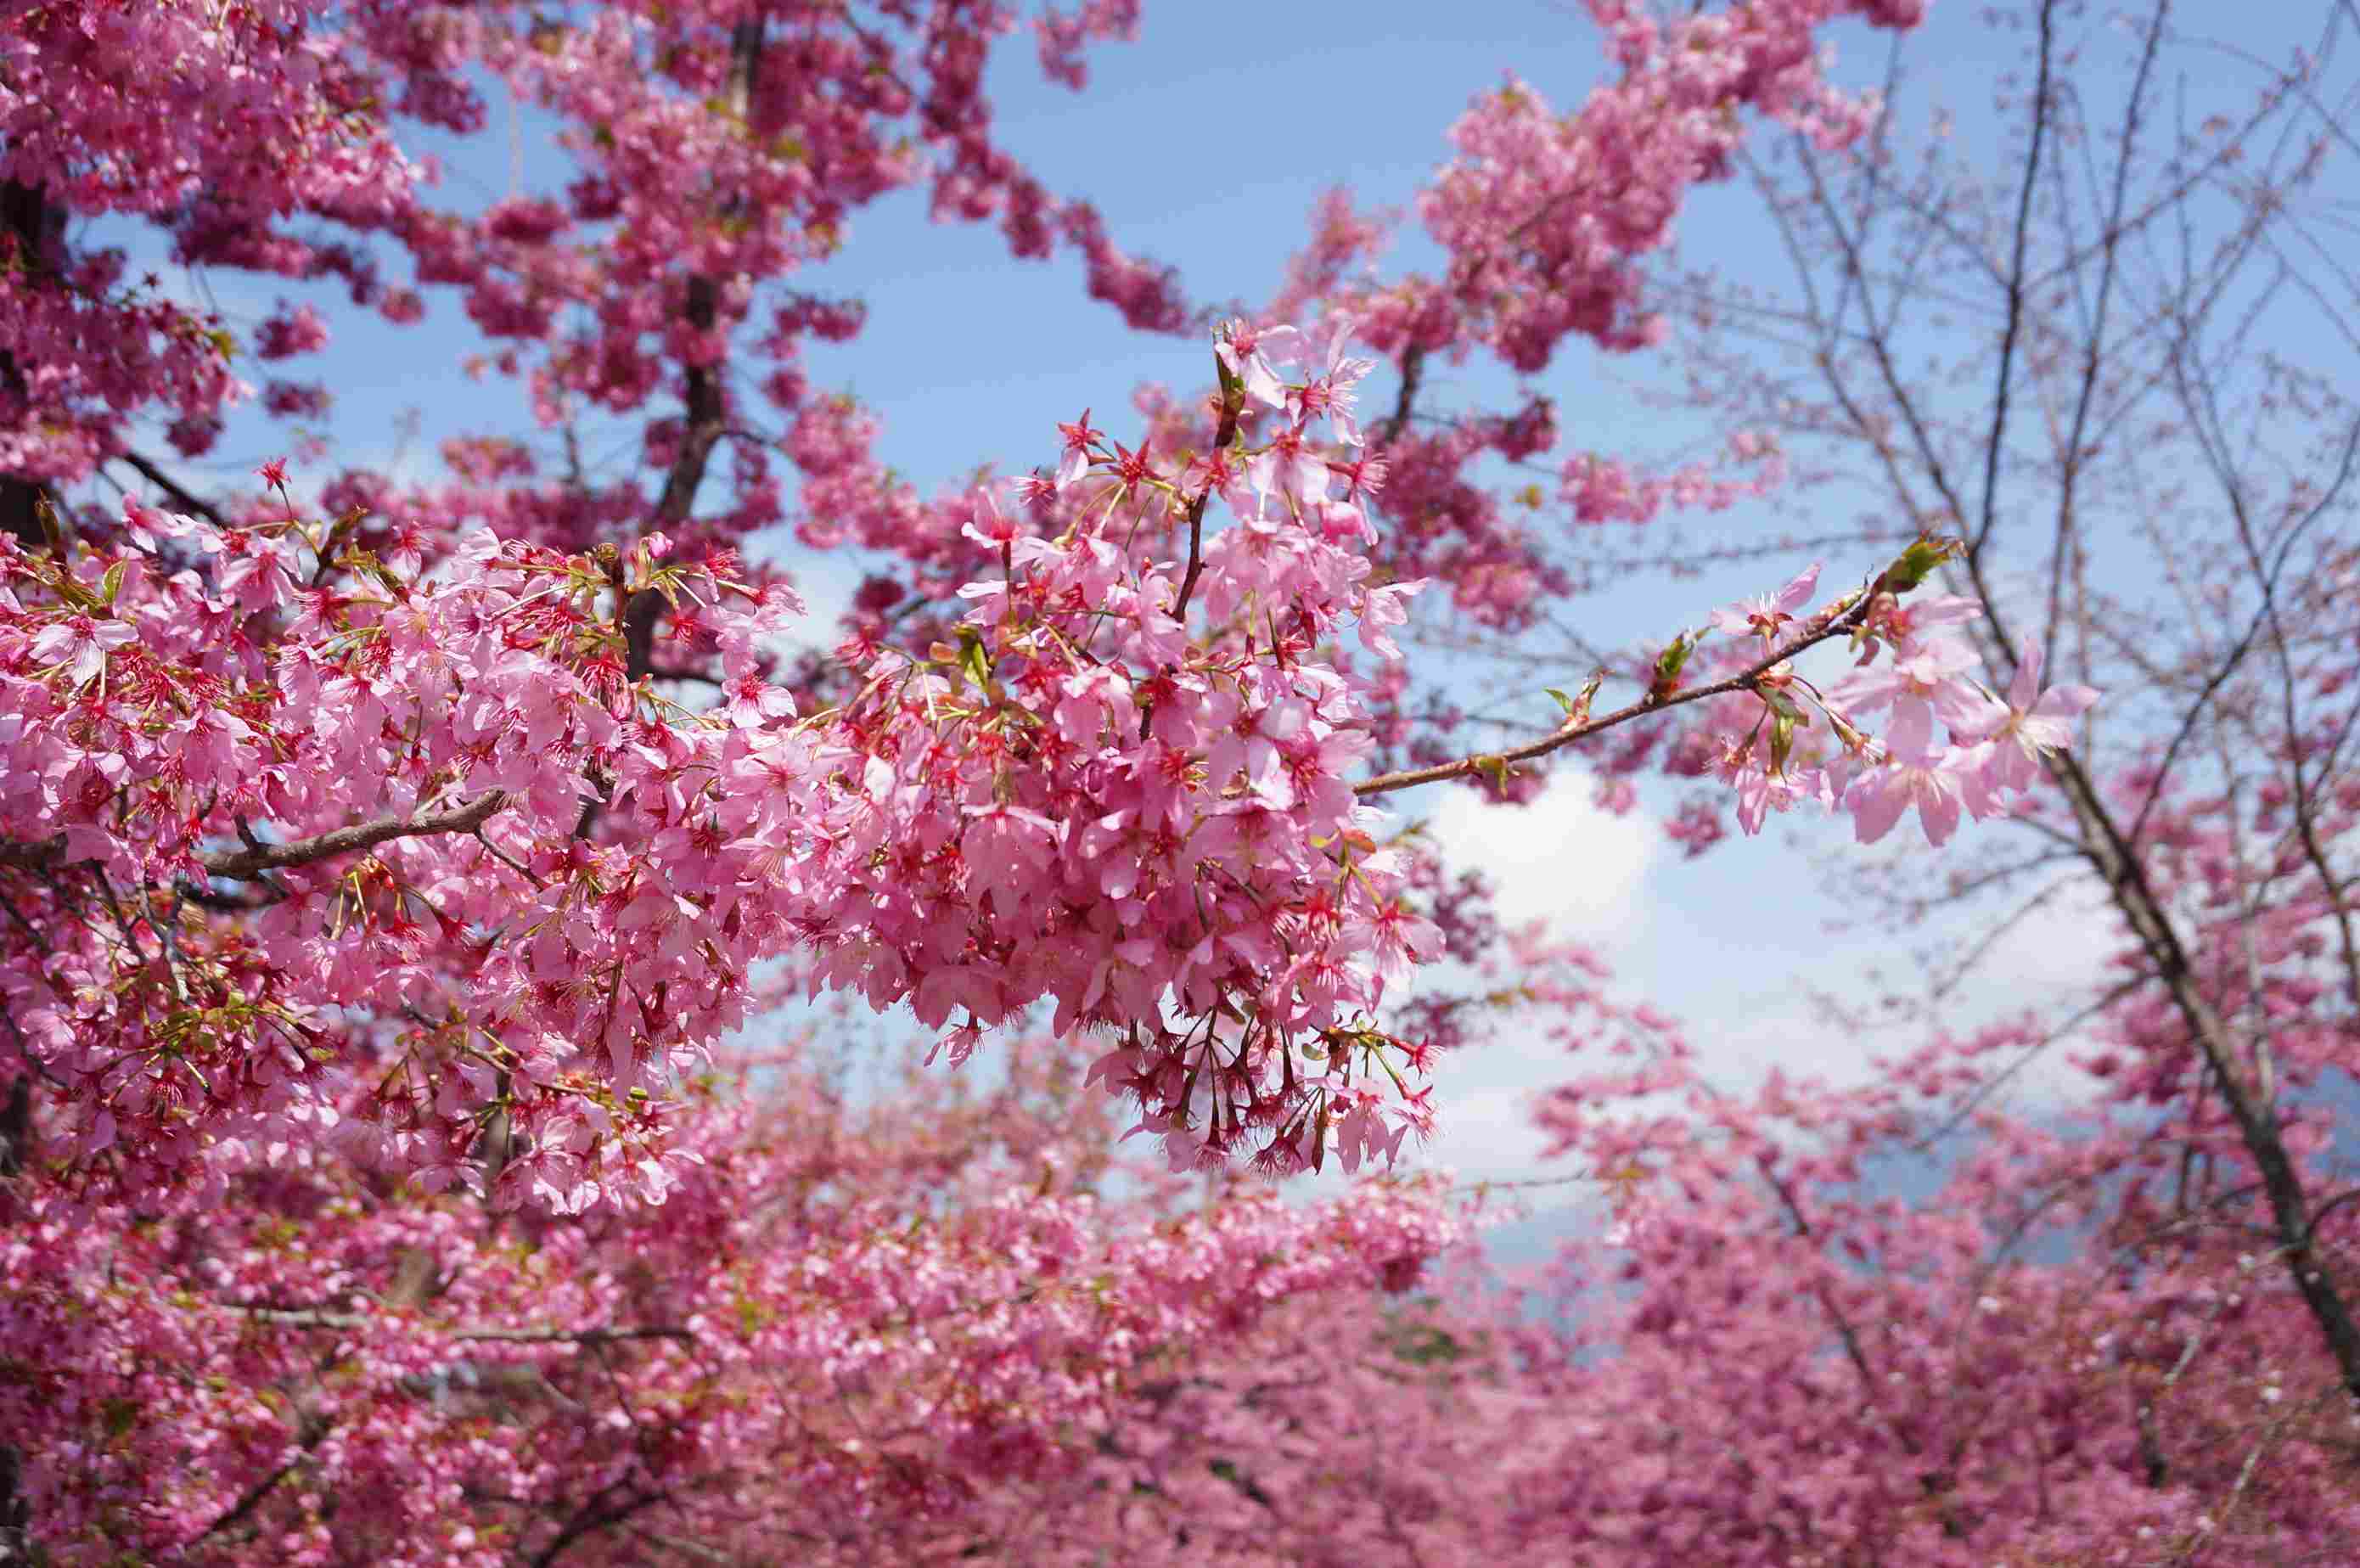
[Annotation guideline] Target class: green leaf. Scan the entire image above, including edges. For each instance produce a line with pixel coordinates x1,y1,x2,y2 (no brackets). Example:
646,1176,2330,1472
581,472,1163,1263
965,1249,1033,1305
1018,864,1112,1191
1654,634,1694,684
957,627,992,690
1880,535,1960,594
1547,672,1604,727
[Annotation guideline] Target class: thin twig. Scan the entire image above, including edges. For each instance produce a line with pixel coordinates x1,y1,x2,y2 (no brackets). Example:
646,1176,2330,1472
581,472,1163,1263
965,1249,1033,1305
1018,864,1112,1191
1352,591,1875,797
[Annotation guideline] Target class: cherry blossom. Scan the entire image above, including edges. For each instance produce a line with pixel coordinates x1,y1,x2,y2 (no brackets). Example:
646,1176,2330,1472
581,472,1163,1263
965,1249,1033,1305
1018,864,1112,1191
31,2,2323,1562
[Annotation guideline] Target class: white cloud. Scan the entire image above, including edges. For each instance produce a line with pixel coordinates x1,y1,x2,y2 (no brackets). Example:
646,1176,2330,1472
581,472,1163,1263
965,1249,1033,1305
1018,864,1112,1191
1418,766,1658,938
1379,797,2131,1194
1329,767,1664,1196
1416,1082,1555,1182
1969,876,2128,996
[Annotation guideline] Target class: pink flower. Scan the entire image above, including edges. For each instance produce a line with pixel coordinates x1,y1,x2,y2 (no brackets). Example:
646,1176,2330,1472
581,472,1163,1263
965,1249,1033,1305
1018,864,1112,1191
1830,632,1987,756
1847,738,1974,846
722,669,796,728
1976,638,2099,792
960,483,1018,548
31,614,137,687
1357,579,1424,661
1205,681,1311,805
1290,313,1376,447
1215,318,1303,410
1054,407,1102,489
1709,562,1820,642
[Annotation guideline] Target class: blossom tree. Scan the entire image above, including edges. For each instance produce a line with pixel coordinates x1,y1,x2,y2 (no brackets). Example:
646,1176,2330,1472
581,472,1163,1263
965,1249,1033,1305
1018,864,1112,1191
0,0,2142,1560
1627,0,2360,1459
1194,0,2357,1560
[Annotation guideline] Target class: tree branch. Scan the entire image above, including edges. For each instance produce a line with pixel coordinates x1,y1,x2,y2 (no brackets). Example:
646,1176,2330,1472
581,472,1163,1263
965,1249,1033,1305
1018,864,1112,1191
1967,0,2059,570
188,1412,330,1548
1171,391,1240,621
1352,590,1874,797
528,1487,670,1568
1373,342,1426,452
5,792,512,885
232,1307,694,1345
627,16,767,682
115,448,231,530
0,179,65,552
197,791,510,880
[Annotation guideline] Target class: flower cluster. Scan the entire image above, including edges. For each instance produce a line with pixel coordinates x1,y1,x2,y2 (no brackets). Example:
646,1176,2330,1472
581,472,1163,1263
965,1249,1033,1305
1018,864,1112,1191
2,301,2108,1208
1684,559,2101,844
0,1060,1462,1563
0,318,1449,1202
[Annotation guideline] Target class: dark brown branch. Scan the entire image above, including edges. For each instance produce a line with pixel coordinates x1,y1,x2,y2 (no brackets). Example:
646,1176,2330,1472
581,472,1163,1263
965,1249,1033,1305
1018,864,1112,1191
627,17,767,681
1675,0,2360,1447
1762,19,2360,1403
2037,726,2360,1402
174,878,284,912
1171,392,1241,621
625,1526,740,1565
0,1074,24,1181
1352,590,1875,797
5,794,510,891
1373,342,1426,452
528,1487,670,1568
2037,0,2164,669
0,179,65,552
0,838,62,874
115,449,231,530
233,1307,694,1346
198,791,509,880
188,1412,330,1547
1760,1161,1970,1534
1967,0,2059,570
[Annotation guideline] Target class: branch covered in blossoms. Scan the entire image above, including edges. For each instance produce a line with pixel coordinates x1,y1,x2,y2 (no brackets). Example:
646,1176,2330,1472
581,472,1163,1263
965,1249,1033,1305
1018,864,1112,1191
0,309,2099,1211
